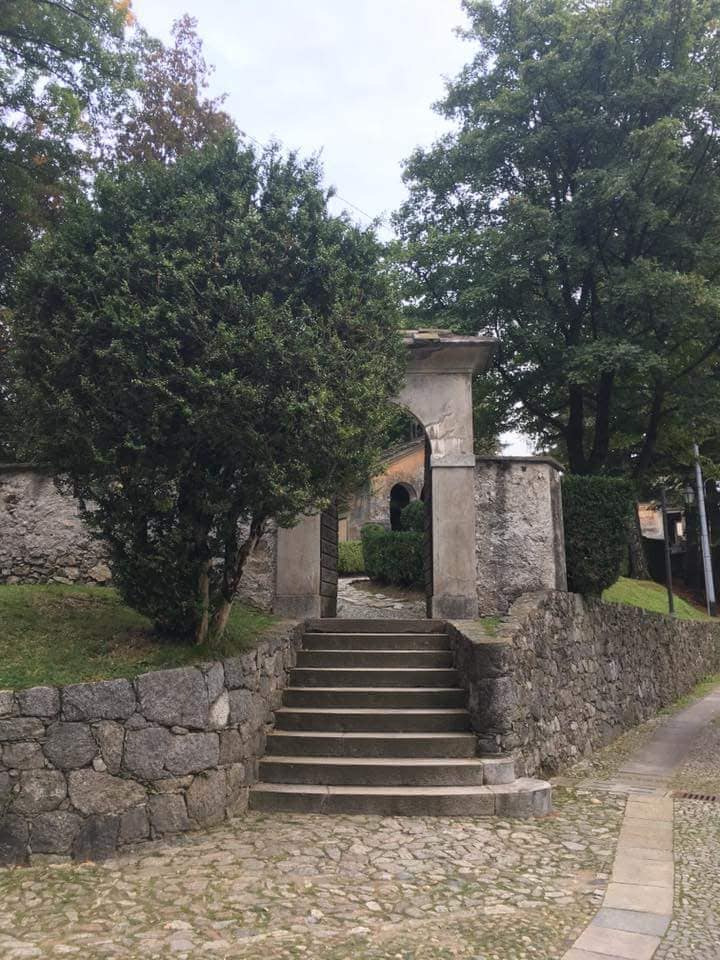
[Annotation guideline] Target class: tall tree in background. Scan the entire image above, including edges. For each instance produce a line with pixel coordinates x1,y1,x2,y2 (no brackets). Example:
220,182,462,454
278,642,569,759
395,0,720,482
115,14,234,164
0,0,136,458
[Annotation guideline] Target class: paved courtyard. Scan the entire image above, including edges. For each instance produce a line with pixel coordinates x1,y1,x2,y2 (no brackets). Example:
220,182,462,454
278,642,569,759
0,789,623,960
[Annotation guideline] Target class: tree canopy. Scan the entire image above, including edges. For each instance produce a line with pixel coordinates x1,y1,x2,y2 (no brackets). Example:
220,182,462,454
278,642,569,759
12,137,404,643
395,0,720,483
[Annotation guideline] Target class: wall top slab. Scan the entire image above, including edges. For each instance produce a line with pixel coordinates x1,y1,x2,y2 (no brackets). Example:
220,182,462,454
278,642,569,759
402,330,498,376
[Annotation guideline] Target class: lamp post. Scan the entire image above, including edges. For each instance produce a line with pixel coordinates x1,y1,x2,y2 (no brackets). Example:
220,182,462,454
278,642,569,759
660,487,675,617
693,443,717,617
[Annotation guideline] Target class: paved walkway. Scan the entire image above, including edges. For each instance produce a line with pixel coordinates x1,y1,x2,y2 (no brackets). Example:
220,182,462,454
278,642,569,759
561,686,720,960
336,576,426,620
0,790,624,959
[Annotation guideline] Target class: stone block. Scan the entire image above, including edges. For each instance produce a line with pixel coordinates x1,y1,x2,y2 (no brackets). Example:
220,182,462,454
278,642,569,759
118,806,150,844
218,729,243,765
123,726,172,779
0,772,12,803
186,769,226,826
208,691,230,729
93,721,124,774
136,667,209,729
30,811,82,854
0,691,15,717
0,717,45,742
204,662,225,702
62,679,136,721
229,689,267,728
17,686,60,718
165,732,219,776
149,794,191,834
68,770,146,816
225,763,247,813
2,741,45,770
151,776,193,793
73,814,119,862
223,652,257,690
12,770,66,814
0,814,29,865
43,722,97,769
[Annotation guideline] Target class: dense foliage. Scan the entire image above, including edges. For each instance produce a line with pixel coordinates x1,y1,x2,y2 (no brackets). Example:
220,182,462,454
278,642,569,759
562,475,635,595
399,499,425,533
12,138,404,643
361,521,424,588
338,540,365,576
395,0,720,481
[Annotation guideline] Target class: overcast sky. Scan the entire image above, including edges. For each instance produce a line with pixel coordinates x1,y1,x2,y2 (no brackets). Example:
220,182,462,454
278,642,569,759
130,0,532,454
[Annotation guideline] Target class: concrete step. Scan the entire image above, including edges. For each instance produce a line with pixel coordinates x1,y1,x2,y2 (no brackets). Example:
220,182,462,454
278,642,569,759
296,649,453,669
274,707,472,733
302,633,451,651
306,619,446,634
265,730,478,758
259,756,488,787
282,687,468,709
249,779,553,817
289,667,461,688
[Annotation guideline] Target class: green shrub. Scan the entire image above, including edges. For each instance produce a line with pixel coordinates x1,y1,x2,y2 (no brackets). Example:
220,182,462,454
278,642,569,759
360,523,424,587
360,524,386,581
562,475,635,596
338,540,364,575
399,499,425,532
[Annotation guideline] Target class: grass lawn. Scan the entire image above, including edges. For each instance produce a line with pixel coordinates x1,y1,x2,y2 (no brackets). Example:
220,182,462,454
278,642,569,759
603,577,714,621
0,583,277,690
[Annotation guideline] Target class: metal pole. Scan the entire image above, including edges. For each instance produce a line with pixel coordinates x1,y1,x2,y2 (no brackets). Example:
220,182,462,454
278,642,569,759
693,443,717,617
660,487,675,617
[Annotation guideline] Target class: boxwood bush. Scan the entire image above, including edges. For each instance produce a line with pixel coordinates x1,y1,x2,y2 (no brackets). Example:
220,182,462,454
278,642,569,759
338,540,365,575
562,475,635,596
360,522,424,587
399,499,425,532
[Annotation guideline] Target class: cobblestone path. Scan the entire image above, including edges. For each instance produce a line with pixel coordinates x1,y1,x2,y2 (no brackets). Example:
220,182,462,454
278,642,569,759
336,576,425,620
0,789,623,960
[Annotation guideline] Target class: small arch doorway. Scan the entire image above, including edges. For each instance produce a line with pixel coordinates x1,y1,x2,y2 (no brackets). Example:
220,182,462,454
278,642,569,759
389,483,414,531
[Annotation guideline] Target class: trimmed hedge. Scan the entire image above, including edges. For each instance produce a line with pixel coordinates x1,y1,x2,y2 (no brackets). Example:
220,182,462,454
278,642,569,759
361,523,424,588
562,475,635,596
338,540,364,575
399,499,425,532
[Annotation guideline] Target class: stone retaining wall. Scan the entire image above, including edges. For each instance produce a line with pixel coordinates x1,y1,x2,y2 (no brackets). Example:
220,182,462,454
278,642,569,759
0,621,302,865
450,592,720,777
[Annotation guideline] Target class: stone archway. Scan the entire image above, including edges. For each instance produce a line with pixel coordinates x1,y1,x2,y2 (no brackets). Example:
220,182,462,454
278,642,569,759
274,330,497,619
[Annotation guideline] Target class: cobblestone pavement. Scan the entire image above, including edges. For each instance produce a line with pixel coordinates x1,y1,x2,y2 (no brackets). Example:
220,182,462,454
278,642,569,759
656,712,720,960
336,576,426,620
0,788,624,960
654,799,720,960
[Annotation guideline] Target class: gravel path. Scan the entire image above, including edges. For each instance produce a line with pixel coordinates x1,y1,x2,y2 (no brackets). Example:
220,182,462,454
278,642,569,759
336,576,426,620
0,789,623,960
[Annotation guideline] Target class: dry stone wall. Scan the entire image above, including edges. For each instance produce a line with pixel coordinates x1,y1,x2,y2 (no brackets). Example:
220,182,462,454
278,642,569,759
0,466,277,611
0,466,110,585
450,592,720,778
0,621,302,865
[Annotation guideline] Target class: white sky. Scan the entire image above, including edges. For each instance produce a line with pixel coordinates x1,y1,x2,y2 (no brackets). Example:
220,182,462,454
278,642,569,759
130,0,533,455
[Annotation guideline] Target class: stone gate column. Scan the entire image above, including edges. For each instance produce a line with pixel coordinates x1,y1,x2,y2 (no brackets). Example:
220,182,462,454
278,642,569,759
398,331,497,620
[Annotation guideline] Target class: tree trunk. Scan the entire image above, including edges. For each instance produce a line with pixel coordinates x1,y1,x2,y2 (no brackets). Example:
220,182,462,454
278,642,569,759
194,562,210,645
627,502,651,580
209,515,266,644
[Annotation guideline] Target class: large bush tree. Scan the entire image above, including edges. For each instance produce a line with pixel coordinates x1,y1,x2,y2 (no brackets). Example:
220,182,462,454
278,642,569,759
395,0,720,481
13,137,404,643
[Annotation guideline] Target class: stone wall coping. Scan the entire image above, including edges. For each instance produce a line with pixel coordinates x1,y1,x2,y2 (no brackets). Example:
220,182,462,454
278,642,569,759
475,455,564,472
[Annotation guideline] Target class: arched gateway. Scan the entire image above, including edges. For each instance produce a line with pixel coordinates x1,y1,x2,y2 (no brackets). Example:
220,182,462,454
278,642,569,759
275,330,496,620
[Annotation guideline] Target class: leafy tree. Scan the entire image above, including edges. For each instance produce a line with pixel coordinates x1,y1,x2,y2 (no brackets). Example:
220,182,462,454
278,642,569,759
115,14,234,164
0,0,136,459
395,0,720,481
12,137,404,644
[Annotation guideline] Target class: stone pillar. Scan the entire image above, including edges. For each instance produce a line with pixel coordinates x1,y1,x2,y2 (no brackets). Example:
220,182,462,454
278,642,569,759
275,510,338,619
275,515,324,619
474,456,567,615
398,332,497,620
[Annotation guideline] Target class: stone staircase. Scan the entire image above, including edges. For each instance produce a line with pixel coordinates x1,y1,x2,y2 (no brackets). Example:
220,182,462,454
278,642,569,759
250,619,551,817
